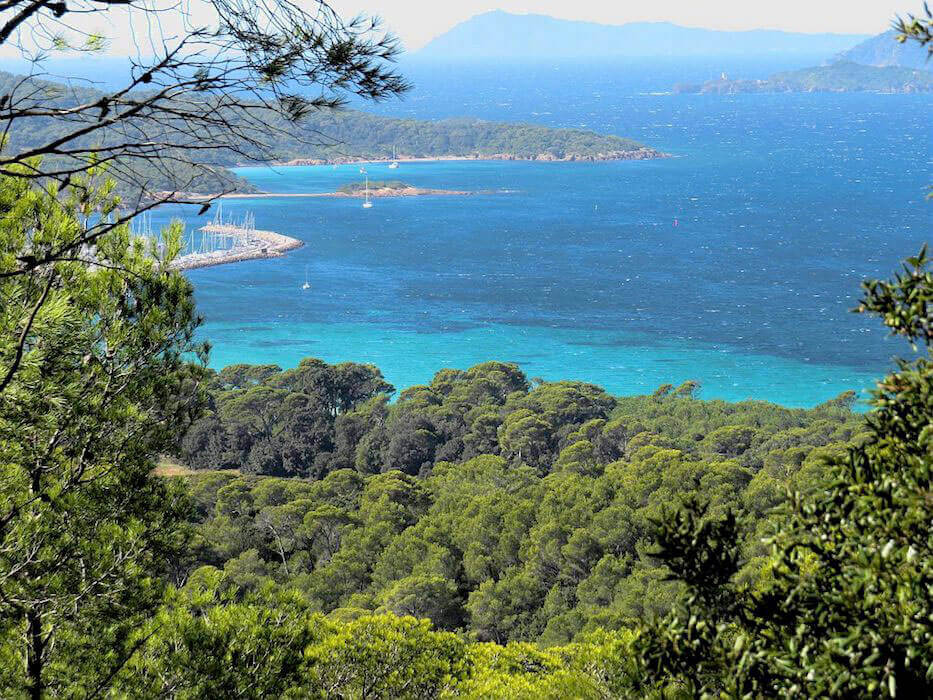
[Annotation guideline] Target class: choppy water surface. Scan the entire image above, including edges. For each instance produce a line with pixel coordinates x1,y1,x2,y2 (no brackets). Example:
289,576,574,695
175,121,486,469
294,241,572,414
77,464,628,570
153,81,931,407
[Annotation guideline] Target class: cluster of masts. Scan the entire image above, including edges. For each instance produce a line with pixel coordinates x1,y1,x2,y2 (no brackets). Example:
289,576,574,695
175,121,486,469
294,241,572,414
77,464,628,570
129,211,155,238
130,204,261,257
206,203,255,232
197,204,258,254
129,211,178,253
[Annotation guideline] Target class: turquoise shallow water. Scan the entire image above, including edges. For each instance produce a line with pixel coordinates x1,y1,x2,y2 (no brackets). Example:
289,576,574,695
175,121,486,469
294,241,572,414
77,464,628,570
150,88,930,408
203,320,879,408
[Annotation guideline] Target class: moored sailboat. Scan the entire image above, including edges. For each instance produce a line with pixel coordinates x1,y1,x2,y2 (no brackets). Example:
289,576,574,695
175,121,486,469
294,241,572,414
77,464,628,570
361,167,373,208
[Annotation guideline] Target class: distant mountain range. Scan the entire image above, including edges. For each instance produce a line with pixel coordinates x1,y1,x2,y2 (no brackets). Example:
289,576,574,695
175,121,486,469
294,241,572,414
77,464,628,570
5,18,928,106
416,10,869,60
834,30,930,70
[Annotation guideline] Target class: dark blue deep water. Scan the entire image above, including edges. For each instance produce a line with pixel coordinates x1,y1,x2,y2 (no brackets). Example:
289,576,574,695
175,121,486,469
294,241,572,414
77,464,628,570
153,64,931,407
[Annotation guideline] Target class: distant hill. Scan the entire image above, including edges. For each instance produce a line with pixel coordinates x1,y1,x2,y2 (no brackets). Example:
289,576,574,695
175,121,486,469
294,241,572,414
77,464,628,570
0,57,133,91
417,10,869,60
253,113,663,165
0,70,665,197
673,62,933,94
835,30,930,69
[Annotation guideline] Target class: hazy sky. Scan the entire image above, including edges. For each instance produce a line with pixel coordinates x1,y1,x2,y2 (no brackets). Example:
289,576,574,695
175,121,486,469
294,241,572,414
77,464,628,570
330,1,913,50
0,1,915,58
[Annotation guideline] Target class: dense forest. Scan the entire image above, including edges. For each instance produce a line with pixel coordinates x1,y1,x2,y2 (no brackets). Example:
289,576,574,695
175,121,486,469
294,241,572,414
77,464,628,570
173,360,866,645
2,5,930,696
152,240,928,696
2,164,928,691
1,111,929,700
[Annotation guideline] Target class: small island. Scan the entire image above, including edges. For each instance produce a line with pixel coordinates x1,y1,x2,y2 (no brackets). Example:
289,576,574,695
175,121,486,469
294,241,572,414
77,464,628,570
333,180,470,197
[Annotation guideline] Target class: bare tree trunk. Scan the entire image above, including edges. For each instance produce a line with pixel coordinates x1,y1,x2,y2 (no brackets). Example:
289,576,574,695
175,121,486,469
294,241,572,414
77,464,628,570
26,607,44,700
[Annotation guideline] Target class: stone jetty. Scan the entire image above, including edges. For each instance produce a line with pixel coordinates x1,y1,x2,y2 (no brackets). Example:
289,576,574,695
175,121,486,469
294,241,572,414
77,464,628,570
170,226,303,271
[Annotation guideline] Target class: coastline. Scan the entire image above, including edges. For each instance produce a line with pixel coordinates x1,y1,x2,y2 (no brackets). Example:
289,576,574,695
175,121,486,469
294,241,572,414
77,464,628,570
171,228,303,271
269,148,668,167
149,152,669,202
219,186,475,199
151,185,492,202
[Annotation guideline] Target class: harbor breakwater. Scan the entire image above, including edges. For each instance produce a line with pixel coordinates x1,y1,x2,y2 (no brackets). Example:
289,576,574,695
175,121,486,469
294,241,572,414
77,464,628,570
171,226,303,271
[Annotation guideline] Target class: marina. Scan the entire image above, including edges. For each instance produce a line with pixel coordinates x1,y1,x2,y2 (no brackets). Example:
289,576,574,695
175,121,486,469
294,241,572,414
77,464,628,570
133,207,304,272
171,226,303,271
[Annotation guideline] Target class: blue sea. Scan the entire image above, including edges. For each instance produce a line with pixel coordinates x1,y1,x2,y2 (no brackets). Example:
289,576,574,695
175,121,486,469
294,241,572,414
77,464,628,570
151,63,931,408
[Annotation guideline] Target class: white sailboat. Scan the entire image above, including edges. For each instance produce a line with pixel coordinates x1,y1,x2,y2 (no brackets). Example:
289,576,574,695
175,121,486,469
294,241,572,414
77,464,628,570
361,167,373,208
388,145,399,169
301,265,311,290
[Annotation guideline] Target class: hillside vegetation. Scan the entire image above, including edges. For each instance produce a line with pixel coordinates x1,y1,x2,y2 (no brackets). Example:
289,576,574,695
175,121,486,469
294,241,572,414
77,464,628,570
256,112,657,164
1,125,929,699
174,358,866,644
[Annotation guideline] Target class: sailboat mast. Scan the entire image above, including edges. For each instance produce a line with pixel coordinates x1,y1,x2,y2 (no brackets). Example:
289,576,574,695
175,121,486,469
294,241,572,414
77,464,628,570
360,166,373,208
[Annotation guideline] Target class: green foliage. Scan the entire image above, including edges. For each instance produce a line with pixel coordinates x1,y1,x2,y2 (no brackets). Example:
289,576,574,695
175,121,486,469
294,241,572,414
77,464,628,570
174,355,865,648
117,566,643,698
181,358,394,477
857,244,931,348
305,614,468,699
0,169,206,697
895,3,933,56
635,247,933,697
121,571,318,698
454,641,601,699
